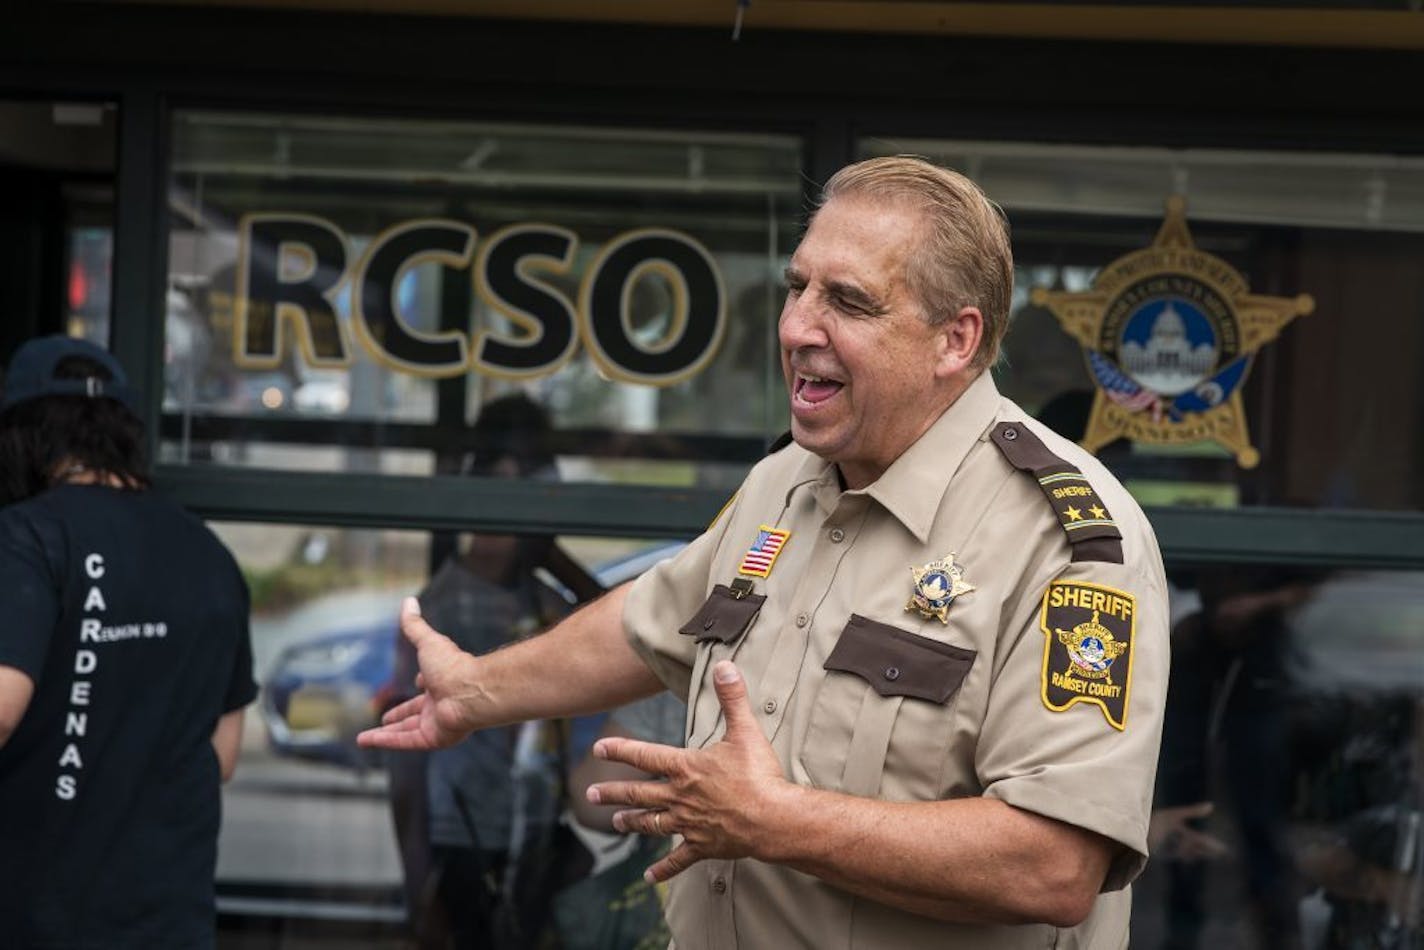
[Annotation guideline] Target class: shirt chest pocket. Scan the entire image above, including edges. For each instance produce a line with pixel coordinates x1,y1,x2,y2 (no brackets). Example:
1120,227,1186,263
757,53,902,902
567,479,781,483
799,615,975,800
679,584,766,744
677,584,765,645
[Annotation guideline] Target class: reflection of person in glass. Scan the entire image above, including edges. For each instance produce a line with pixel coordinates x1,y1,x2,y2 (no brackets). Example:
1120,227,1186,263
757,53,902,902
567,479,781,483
388,393,676,950
1295,668,1423,948
361,157,1172,948
386,393,577,948
1153,567,1316,949
0,336,256,947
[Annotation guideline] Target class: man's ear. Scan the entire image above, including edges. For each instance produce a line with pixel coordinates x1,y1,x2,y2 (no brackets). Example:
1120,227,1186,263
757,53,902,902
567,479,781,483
933,305,984,378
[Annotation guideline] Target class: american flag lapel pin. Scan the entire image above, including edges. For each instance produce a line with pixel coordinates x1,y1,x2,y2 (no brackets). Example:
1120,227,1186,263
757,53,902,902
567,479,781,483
738,525,790,578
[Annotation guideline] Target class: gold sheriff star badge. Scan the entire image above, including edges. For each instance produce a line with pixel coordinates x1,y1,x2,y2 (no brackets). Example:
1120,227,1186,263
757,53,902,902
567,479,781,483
906,554,975,624
1030,197,1313,468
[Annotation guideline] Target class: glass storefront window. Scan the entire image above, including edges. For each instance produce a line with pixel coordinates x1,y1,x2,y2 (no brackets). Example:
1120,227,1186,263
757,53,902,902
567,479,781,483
1134,562,1424,949
166,112,801,493
860,139,1424,233
214,521,418,935
214,518,686,945
861,138,1424,513
214,520,1424,948
0,99,115,351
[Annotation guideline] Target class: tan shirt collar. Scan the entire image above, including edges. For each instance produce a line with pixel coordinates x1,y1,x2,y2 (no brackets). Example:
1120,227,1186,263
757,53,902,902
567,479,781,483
790,370,1003,543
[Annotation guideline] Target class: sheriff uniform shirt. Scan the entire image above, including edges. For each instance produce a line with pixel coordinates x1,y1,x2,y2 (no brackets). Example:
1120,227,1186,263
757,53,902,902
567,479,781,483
622,371,1170,950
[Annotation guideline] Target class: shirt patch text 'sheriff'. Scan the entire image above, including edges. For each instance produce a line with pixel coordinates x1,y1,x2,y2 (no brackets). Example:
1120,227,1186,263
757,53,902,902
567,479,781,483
1038,580,1136,730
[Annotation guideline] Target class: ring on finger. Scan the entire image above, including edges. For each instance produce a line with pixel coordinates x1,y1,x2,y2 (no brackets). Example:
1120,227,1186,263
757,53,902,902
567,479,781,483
653,811,665,835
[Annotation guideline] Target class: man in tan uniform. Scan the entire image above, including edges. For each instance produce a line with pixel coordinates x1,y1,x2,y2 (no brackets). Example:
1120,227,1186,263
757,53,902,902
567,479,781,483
361,156,1169,949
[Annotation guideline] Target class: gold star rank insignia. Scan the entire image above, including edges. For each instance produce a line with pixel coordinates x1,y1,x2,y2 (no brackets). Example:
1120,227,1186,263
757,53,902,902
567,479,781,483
1031,197,1313,468
906,554,974,624
1063,505,1084,522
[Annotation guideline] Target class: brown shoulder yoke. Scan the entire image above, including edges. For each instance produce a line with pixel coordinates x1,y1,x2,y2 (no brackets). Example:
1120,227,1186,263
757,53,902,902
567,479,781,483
989,421,1124,564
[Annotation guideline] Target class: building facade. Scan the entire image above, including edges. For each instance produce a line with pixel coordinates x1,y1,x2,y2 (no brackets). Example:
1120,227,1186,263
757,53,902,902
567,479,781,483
4,3,1423,946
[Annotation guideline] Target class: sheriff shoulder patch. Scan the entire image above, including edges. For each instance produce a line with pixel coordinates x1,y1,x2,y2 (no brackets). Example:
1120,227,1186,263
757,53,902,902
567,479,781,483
1038,579,1136,731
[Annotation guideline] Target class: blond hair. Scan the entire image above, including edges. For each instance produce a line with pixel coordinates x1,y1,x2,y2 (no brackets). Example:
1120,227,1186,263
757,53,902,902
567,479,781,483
818,156,1013,370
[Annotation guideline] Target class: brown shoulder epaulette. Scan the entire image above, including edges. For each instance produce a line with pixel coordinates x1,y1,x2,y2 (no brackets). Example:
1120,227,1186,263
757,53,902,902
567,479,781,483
989,421,1123,564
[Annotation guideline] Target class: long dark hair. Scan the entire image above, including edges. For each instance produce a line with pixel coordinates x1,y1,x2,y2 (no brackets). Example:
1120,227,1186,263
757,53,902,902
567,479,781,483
0,355,150,505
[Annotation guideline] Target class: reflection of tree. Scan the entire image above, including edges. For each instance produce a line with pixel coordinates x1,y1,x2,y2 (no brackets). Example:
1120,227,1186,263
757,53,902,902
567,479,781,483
997,288,1086,416
513,267,624,429
192,262,303,408
657,275,782,436
521,266,781,446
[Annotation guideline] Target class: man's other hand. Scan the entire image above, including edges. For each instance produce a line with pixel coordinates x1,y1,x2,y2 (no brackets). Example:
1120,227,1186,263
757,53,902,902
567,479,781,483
357,597,476,751
587,661,792,884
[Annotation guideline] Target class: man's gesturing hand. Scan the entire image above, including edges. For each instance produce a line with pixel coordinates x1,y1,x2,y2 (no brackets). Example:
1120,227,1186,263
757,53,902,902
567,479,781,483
587,661,793,884
357,597,477,751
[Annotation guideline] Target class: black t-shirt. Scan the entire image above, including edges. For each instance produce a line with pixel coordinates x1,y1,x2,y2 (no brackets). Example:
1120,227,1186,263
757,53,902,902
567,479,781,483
0,485,257,949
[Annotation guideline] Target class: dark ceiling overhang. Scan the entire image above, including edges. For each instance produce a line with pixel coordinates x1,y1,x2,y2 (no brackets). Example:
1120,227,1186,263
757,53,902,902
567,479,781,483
75,0,1424,49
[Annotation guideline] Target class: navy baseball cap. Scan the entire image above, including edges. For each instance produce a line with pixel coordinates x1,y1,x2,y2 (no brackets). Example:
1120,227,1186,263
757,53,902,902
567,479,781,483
1,334,138,412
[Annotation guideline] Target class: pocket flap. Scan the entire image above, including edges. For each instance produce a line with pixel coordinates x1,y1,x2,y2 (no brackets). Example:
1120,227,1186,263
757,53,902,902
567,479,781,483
823,614,976,703
678,584,766,644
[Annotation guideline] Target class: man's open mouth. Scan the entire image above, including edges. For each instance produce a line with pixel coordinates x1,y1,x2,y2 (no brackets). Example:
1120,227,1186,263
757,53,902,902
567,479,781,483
794,373,844,406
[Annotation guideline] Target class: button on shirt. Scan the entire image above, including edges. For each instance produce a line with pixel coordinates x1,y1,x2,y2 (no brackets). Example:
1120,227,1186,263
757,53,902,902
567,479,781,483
622,371,1169,950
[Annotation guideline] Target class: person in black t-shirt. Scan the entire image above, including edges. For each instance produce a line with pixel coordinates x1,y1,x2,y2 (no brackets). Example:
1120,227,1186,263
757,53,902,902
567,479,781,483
0,335,257,948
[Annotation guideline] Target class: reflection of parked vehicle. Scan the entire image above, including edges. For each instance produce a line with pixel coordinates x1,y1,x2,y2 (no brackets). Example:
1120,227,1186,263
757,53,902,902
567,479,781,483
261,619,398,770
259,541,686,769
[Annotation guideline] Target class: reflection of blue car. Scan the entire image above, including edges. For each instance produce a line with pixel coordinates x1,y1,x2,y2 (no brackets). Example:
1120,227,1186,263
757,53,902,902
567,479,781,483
260,542,686,769
261,620,398,770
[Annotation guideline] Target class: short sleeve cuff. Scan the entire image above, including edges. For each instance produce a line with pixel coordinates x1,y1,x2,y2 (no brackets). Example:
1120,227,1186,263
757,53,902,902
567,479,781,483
984,774,1149,891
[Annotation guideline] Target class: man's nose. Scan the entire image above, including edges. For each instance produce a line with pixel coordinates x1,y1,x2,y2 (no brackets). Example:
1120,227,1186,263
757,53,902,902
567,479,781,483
778,293,829,350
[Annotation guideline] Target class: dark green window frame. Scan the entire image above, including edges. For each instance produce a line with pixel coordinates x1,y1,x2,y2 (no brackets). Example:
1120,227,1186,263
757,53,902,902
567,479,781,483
50,74,1424,576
